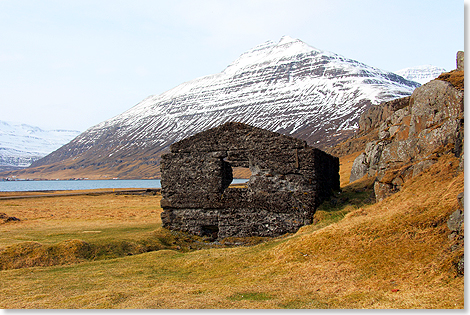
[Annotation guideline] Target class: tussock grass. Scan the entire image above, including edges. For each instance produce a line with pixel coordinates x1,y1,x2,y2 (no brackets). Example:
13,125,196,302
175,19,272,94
0,153,464,308
436,70,464,91
0,229,222,270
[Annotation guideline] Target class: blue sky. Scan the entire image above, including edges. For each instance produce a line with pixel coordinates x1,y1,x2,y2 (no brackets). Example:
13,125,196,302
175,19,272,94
0,0,465,131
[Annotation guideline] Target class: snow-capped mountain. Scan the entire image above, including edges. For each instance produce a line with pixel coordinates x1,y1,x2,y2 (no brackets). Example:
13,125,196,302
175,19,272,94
31,36,419,178
394,65,446,85
0,121,80,170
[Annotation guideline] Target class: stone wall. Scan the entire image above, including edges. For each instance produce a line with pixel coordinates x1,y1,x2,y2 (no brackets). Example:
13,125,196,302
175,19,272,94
160,122,339,239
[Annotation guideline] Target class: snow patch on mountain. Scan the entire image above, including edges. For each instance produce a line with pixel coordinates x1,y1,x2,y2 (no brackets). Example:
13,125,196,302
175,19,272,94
97,36,417,139
0,121,80,168
395,65,446,85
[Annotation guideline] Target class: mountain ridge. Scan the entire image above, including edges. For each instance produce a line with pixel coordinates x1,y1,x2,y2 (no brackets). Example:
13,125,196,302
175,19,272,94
5,36,420,179
394,65,446,85
0,121,80,171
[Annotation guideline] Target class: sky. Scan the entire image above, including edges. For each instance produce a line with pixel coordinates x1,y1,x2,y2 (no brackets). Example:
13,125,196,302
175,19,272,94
0,0,465,131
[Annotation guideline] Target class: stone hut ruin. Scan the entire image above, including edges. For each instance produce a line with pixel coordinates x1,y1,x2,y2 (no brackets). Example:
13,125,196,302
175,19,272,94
160,122,339,239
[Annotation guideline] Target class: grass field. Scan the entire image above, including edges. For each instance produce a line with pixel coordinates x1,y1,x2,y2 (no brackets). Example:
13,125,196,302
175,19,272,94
0,153,464,309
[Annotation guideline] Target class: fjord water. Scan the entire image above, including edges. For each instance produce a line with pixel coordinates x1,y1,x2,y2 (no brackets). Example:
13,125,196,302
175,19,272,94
0,179,249,192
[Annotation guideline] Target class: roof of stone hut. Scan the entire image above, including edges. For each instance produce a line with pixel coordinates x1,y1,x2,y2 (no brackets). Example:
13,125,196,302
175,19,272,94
170,122,308,153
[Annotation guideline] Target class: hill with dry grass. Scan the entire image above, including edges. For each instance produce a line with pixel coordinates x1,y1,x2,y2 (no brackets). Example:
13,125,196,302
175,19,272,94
0,63,464,309
0,147,463,308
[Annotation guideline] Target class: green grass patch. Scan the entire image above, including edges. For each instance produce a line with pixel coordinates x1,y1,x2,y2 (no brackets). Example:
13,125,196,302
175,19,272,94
0,228,220,270
0,223,162,247
314,176,375,228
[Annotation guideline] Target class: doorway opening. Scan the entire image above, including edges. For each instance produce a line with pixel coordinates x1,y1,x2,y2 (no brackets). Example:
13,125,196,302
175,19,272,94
201,225,219,240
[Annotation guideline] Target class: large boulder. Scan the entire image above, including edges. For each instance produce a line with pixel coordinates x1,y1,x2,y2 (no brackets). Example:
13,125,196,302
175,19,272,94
357,96,411,136
448,192,464,233
349,153,368,183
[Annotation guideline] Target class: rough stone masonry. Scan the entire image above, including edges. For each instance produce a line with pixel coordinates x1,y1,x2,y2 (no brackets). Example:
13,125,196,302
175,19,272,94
160,122,339,239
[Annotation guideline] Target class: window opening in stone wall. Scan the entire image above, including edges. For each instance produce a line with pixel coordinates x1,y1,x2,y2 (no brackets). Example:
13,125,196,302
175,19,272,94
230,166,251,187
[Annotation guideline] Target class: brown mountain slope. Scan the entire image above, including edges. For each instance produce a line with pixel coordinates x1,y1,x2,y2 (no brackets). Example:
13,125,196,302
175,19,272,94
0,150,165,180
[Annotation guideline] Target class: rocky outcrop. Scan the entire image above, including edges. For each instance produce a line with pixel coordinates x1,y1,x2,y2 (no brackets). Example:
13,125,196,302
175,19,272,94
325,97,410,158
448,192,464,276
346,56,465,276
350,72,464,201
357,97,411,136
160,122,339,239
448,192,464,235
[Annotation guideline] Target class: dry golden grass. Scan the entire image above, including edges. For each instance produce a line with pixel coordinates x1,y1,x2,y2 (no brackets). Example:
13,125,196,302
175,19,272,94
0,193,165,268
232,167,251,179
338,150,365,187
0,193,162,245
436,70,464,91
0,188,150,198
0,153,464,309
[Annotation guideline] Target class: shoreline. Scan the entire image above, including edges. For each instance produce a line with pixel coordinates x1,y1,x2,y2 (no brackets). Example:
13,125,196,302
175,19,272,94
0,188,160,199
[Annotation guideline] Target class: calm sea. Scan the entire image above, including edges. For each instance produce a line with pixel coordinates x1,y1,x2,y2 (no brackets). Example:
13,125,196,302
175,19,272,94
0,179,248,192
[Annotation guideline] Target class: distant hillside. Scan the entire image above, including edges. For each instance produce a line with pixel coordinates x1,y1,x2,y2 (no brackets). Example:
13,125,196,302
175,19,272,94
0,121,80,172
394,65,446,85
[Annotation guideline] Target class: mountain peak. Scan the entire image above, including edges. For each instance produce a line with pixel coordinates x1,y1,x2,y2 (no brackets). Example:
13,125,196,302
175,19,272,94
223,36,319,74
274,35,319,54
278,35,297,43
